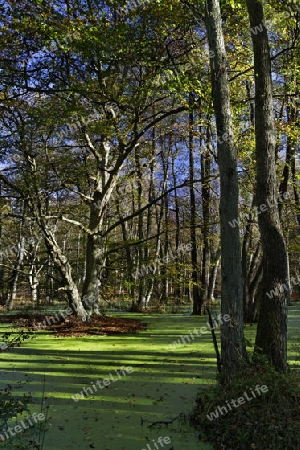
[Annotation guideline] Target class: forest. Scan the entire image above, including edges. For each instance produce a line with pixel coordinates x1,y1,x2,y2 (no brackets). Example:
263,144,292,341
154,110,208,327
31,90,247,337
0,0,299,449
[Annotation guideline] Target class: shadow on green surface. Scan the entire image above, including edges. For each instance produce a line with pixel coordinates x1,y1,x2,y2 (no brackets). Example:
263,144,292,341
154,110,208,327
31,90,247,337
1,314,217,450
0,308,299,450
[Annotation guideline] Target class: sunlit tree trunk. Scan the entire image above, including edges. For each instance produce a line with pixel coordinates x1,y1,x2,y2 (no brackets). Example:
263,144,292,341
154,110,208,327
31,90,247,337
6,201,27,310
27,238,41,304
208,247,220,302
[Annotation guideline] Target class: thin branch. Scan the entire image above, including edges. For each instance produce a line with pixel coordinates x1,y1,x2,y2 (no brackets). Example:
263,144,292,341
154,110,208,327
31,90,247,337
44,216,92,235
102,178,192,237
229,45,298,82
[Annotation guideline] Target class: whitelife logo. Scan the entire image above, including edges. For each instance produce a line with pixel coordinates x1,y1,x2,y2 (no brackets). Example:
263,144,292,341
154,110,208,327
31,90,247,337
140,436,171,450
168,314,231,350
206,385,268,421
72,366,133,402
228,192,290,229
0,412,45,443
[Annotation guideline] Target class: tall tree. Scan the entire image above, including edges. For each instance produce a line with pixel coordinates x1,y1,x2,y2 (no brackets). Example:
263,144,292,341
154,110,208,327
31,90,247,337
189,94,201,314
246,0,289,371
6,200,27,309
199,124,212,312
205,0,247,380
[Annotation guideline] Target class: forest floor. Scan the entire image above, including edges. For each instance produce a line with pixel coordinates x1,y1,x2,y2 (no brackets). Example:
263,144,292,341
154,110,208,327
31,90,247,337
0,313,147,336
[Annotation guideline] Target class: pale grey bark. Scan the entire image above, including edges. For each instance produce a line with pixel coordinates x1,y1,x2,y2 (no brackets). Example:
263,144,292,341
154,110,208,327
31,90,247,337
28,238,42,304
30,194,88,319
135,142,163,311
81,137,121,316
6,201,27,310
6,235,26,309
208,246,220,301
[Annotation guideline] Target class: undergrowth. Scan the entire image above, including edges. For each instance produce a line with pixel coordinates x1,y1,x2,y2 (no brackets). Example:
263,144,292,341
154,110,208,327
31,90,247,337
0,330,35,352
191,362,300,449
0,379,49,449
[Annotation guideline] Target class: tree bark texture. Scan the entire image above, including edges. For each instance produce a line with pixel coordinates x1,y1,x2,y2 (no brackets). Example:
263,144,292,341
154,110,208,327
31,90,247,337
246,0,288,371
205,0,247,380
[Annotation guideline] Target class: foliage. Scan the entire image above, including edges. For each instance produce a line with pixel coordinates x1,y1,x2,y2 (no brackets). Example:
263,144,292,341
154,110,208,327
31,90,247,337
191,363,300,449
0,330,35,351
0,380,49,450
0,384,31,429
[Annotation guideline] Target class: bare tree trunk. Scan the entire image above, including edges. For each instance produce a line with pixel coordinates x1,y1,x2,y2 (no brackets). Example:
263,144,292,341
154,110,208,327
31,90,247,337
199,126,212,312
135,149,148,311
0,187,5,305
31,203,88,319
278,102,295,306
44,230,87,319
118,203,134,300
28,266,39,304
81,137,121,316
81,196,102,317
189,95,201,315
243,227,262,323
45,254,54,304
208,246,220,302
246,0,289,371
6,201,27,310
171,151,182,302
132,131,164,311
6,236,26,309
160,148,170,305
205,0,247,380
28,238,42,305
242,82,262,322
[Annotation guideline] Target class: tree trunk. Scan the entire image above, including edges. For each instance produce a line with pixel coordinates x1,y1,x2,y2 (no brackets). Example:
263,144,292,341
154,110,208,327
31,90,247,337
6,235,26,309
0,185,5,305
135,149,149,311
246,0,289,371
208,246,220,302
36,218,87,320
205,0,247,380
28,238,41,305
171,151,182,301
160,148,170,305
189,95,201,315
45,253,54,304
6,201,27,310
199,127,212,313
81,196,102,317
